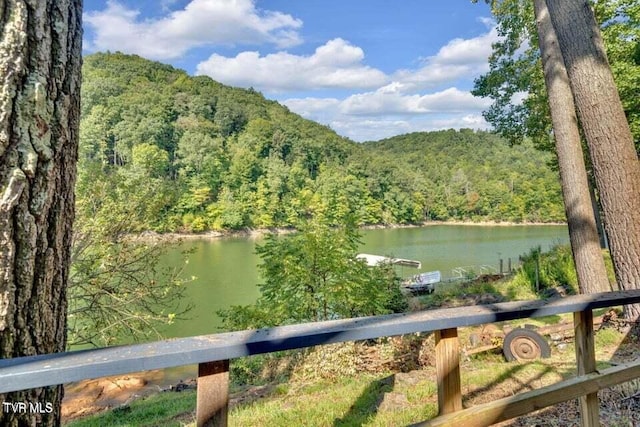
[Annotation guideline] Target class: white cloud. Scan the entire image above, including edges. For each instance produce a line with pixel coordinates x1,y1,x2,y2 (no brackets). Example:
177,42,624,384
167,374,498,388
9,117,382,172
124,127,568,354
339,86,491,116
430,114,491,130
297,25,498,140
283,98,342,117
195,38,388,92
434,30,498,66
329,118,413,142
84,0,303,60
283,88,491,141
193,26,499,95
393,26,499,91
325,114,490,142
284,85,491,124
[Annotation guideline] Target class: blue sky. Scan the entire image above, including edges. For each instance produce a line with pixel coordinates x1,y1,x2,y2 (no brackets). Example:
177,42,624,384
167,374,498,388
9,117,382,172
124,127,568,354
83,0,496,141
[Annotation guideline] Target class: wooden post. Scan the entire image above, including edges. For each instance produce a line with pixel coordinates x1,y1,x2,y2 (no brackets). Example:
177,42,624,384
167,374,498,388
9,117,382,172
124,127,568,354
197,360,230,427
435,328,462,415
574,310,599,426
535,247,541,292
499,259,504,275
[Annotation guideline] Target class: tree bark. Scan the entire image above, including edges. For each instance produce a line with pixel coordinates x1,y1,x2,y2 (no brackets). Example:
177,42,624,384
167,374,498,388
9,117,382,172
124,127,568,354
546,0,640,320
0,1,82,426
533,0,610,295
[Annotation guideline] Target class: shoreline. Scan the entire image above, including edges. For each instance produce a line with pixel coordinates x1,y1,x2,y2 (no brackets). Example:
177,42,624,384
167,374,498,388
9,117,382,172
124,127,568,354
135,220,567,243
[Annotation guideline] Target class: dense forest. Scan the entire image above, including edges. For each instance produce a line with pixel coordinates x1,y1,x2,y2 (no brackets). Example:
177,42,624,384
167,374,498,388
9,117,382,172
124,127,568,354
79,52,565,233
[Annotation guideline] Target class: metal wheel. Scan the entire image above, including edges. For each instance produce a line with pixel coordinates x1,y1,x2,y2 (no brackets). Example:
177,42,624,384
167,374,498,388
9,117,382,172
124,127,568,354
503,328,551,362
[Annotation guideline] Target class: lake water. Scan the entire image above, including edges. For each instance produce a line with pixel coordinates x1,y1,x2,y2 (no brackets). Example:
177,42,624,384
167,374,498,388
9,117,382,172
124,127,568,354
62,224,568,394
160,224,569,339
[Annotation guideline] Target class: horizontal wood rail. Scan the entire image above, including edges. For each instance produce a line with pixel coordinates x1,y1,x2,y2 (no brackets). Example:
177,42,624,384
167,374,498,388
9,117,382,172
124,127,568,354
1,290,640,426
411,360,640,427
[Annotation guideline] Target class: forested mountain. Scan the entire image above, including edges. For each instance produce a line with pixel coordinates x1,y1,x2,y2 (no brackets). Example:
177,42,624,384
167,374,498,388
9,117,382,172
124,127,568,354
79,52,565,232
358,131,565,222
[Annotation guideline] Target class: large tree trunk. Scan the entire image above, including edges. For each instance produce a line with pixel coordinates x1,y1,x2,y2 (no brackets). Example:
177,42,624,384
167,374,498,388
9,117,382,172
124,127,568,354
533,0,610,295
546,0,640,320
0,1,82,426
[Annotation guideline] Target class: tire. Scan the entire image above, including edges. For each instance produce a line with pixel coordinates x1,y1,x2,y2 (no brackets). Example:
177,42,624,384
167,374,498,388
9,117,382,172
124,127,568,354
502,328,551,362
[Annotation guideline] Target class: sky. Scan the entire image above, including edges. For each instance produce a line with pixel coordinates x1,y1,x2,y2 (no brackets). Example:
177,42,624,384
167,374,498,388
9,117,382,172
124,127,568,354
83,0,497,142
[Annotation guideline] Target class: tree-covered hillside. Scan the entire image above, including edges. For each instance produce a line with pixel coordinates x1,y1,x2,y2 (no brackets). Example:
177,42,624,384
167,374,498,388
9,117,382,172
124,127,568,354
357,130,565,222
79,52,565,232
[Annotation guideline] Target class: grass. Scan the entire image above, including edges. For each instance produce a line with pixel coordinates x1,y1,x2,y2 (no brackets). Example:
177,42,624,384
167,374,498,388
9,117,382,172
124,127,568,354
64,390,196,427
417,273,538,311
595,326,624,348
229,374,437,427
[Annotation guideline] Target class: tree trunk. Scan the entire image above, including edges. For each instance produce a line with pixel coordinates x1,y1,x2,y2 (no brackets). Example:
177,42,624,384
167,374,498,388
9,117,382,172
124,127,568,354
533,0,610,295
0,1,82,426
546,0,640,320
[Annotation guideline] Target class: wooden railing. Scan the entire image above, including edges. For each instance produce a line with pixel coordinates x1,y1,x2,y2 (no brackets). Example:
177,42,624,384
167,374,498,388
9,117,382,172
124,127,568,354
1,290,640,426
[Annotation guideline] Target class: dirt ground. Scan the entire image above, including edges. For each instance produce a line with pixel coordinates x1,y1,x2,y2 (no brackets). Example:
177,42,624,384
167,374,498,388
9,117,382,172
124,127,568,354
497,322,640,427
62,369,196,421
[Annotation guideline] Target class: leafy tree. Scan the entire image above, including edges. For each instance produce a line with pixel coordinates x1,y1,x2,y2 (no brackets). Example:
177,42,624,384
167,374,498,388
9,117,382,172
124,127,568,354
176,130,226,193
219,217,407,330
358,130,564,223
206,186,248,230
595,0,640,145
472,0,640,150
69,163,191,346
472,0,551,148
68,233,191,347
214,101,247,137
80,104,120,165
131,142,170,178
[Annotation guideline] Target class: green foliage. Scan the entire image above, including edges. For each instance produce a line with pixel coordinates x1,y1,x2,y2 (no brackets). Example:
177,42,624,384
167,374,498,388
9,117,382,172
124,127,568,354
80,52,566,234
131,142,169,177
68,236,191,347
595,326,624,348
69,161,191,347
473,0,640,152
595,0,640,145
515,245,578,293
509,244,615,296
219,217,407,330
356,130,565,223
229,351,303,388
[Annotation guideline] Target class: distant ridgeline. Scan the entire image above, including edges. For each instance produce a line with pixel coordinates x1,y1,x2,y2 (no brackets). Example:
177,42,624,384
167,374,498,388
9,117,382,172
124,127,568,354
79,52,565,233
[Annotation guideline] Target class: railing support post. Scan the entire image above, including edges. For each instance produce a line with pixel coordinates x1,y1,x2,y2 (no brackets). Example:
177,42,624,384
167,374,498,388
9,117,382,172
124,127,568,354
197,360,229,427
574,309,599,426
435,328,462,415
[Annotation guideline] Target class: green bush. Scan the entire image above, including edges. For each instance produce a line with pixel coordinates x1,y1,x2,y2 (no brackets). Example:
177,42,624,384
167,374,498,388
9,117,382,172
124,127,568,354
513,245,577,293
189,215,207,232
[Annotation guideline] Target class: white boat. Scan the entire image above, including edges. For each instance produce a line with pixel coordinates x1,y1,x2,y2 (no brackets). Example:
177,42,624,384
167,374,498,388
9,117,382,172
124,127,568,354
355,253,421,269
356,253,438,293
403,271,441,294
